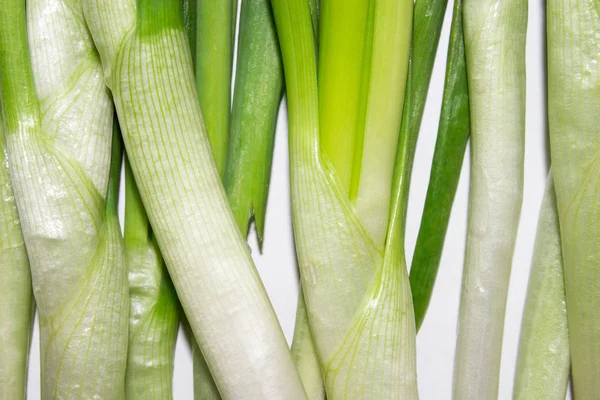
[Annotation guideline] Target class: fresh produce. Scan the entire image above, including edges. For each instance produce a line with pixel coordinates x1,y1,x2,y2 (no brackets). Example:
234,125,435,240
271,0,419,397
513,174,570,400
409,0,470,330
547,1,600,396
0,1,590,398
82,0,306,397
0,0,128,397
0,106,34,399
124,156,180,399
454,1,527,398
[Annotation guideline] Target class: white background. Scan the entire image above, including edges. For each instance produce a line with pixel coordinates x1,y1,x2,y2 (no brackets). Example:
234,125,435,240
26,1,554,399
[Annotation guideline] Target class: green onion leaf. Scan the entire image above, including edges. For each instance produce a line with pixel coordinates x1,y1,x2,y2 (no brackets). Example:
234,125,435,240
409,0,470,331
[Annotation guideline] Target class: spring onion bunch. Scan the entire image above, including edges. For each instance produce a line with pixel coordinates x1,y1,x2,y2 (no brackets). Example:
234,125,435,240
0,0,587,398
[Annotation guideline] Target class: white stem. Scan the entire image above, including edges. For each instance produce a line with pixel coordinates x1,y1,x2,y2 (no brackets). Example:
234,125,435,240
454,1,527,398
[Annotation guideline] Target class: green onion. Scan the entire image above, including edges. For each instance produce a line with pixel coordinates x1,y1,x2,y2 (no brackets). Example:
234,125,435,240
124,155,180,399
513,174,569,400
409,0,470,331
0,105,34,399
0,0,129,397
271,0,418,396
454,1,527,398
83,0,307,397
547,1,600,396
188,1,225,395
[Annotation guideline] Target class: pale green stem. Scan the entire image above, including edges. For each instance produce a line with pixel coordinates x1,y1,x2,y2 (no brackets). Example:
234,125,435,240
352,0,412,248
272,0,417,397
291,291,326,400
0,0,129,397
0,105,34,400
546,1,600,396
513,173,570,400
125,158,180,399
191,1,239,397
454,1,527,398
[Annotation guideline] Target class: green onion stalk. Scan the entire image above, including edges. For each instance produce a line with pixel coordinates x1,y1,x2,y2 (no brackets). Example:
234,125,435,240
272,0,418,397
513,174,569,400
0,105,34,399
124,154,180,399
82,0,307,397
547,1,600,396
0,0,129,397
454,1,527,398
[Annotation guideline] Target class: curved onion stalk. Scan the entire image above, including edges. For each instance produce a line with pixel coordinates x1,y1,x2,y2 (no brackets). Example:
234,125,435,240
0,0,128,397
82,1,307,398
125,158,180,399
410,0,470,330
454,1,527,398
546,1,600,396
195,0,236,175
272,0,417,397
0,108,34,399
513,174,569,400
